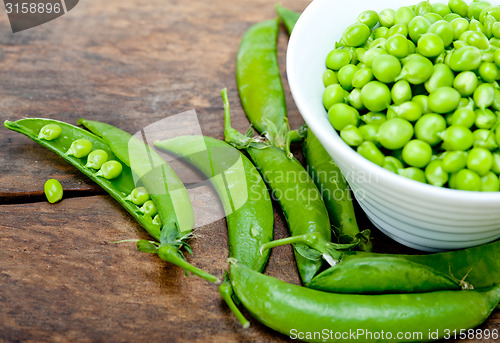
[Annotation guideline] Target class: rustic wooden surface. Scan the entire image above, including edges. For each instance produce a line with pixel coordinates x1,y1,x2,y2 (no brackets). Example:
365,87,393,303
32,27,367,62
0,0,498,342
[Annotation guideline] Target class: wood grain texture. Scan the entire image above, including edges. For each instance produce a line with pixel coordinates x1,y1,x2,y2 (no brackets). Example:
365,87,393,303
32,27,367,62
0,0,498,342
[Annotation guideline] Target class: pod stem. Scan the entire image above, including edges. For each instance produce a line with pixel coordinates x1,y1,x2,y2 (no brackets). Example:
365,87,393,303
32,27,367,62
219,272,250,329
158,244,220,284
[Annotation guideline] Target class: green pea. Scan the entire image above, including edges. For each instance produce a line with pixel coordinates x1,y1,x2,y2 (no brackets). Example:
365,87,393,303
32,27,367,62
126,186,150,206
412,95,430,113
338,64,358,91
492,21,500,39
460,30,490,49
323,70,338,87
425,160,449,187
451,18,469,40
481,171,500,191
326,49,352,70
417,33,445,58
38,124,62,140
424,12,443,24
385,34,410,59
444,13,461,22
408,16,432,43
371,54,401,84
475,108,497,129
85,149,109,170
152,214,162,227
355,48,367,63
346,89,365,110
140,200,158,217
415,1,433,16
439,125,474,151
402,139,432,168
358,124,379,144
424,63,454,94
479,5,500,24
361,112,387,125
490,37,500,48
415,113,447,145
470,18,485,32
395,6,415,26
358,10,379,29
352,67,373,88
474,129,498,150
407,39,417,54
454,169,482,191
383,155,404,173
474,83,495,109
450,106,475,128
428,87,461,114
340,125,364,146
357,141,385,166
378,118,414,150
391,101,423,122
442,150,468,173
431,2,452,17
44,179,63,204
96,160,123,180
491,152,500,174
483,14,496,38
323,84,347,110
67,139,93,158
387,24,409,39
492,88,500,111
399,167,427,183
391,80,412,105
452,71,478,96
467,148,493,176
428,20,454,46
468,1,492,20
479,62,499,83
398,54,434,84
495,126,500,148
342,23,371,47
328,103,359,131
447,46,482,72
379,8,396,27
448,0,469,17
360,81,391,112
362,48,387,68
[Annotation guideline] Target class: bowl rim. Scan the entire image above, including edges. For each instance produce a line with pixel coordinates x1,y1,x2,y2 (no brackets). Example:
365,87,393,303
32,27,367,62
287,0,500,205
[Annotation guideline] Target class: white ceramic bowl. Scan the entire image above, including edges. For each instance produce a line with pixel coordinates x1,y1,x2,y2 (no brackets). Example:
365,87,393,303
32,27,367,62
287,0,500,251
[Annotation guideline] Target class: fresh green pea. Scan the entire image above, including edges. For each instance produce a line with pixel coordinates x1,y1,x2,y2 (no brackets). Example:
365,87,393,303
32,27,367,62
451,18,469,40
395,6,415,26
442,150,468,173
67,139,93,158
402,139,433,168
140,200,158,217
358,10,379,29
490,37,500,48
379,8,396,27
479,62,499,82
491,153,500,174
460,30,490,49
391,80,412,105
355,48,367,63
468,1,492,20
467,148,493,176
323,69,338,87
44,179,63,204
361,112,387,125
371,54,401,84
483,14,496,38
96,160,123,179
474,129,498,150
338,64,358,91
357,141,385,166
428,20,454,46
439,125,474,151
412,95,430,113
323,84,347,110
424,63,454,94
431,2,452,17
407,39,417,54
358,124,379,144
360,81,391,112
481,171,500,191
383,155,404,173
152,214,162,227
450,106,475,128
479,5,500,24
495,126,500,148
362,48,388,68
428,87,461,114
492,89,500,111
369,38,387,50
352,67,373,88
455,168,482,191
85,149,109,170
492,21,500,38
452,71,478,96
126,186,150,206
340,125,364,146
342,23,371,47
474,83,495,109
414,113,447,145
448,0,469,17
372,27,389,40
425,160,449,187
424,12,443,24
452,39,467,50
398,54,434,84
387,24,409,38
378,118,414,150
475,108,497,129
328,103,359,131
444,13,461,22
415,1,433,16
391,101,423,122
38,123,62,140
399,167,427,183
408,16,432,43
326,49,352,70
346,89,364,110
417,33,445,58
386,34,410,59
447,46,482,71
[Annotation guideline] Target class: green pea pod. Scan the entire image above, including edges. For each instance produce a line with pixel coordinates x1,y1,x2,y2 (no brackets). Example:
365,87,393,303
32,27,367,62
229,260,500,343
307,255,461,294
223,89,333,284
236,18,287,134
154,135,273,272
275,4,300,35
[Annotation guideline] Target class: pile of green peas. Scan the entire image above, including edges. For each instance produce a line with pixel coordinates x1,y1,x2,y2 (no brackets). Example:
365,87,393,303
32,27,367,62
323,0,500,191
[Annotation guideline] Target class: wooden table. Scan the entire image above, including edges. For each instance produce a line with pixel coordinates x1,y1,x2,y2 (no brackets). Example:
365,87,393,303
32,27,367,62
0,1,498,342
